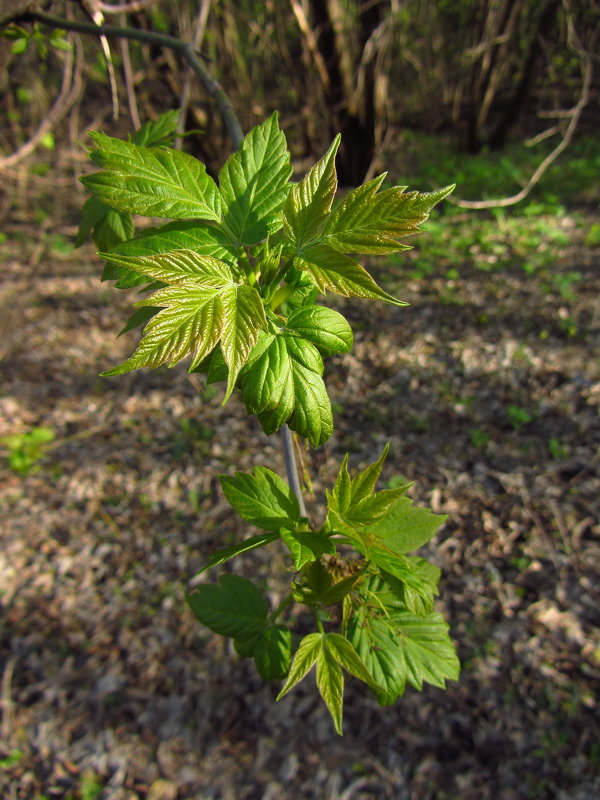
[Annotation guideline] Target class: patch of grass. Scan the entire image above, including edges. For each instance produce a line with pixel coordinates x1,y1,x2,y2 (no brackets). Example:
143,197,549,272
506,405,534,430
0,749,24,769
80,771,103,800
1,426,55,474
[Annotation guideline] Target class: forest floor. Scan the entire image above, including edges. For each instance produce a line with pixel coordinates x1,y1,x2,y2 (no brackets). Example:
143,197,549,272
1,162,599,800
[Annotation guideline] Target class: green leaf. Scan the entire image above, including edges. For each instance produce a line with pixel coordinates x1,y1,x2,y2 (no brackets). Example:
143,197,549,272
118,306,160,336
242,332,333,447
295,243,405,305
277,632,322,700
132,110,179,147
345,608,407,705
283,135,340,248
281,529,336,570
347,443,390,505
286,305,353,356
316,641,344,735
344,574,459,705
368,496,447,555
322,176,455,254
100,248,234,287
370,551,437,609
219,112,292,245
187,574,268,640
327,446,409,528
195,531,280,574
324,632,379,689
393,611,460,691
102,221,237,288
82,134,221,220
220,284,267,401
219,466,301,531
381,557,441,615
101,285,223,376
237,624,292,680
75,195,134,251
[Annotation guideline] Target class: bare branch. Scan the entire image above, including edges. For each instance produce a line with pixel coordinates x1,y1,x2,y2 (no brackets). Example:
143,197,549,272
98,0,159,13
289,0,331,92
118,10,140,128
0,35,83,170
175,0,212,150
452,9,593,210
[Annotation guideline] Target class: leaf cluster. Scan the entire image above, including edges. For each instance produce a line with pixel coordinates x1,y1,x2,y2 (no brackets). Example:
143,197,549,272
78,112,458,733
186,447,459,733
78,111,452,446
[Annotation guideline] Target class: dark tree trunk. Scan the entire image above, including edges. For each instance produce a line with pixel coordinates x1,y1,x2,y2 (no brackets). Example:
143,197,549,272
307,0,385,184
487,0,560,149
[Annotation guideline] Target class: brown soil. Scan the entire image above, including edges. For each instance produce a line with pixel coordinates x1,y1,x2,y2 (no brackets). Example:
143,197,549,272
1,180,599,799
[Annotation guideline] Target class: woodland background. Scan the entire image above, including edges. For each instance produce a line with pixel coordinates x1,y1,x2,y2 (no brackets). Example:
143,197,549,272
0,1,599,798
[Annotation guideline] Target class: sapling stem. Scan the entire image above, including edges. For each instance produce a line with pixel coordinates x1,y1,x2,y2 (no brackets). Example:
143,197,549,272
270,592,294,623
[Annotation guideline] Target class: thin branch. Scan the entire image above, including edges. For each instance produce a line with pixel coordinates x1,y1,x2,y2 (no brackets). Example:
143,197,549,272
0,34,83,170
175,0,212,150
23,10,244,148
118,11,140,127
98,0,159,12
452,42,592,209
281,426,308,518
289,0,330,92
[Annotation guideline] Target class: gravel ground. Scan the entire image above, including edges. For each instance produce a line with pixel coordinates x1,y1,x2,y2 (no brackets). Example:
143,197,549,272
1,196,599,799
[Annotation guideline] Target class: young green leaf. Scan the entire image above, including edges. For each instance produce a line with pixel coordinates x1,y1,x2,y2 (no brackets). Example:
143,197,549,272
101,285,223,376
76,195,134,251
132,109,179,147
344,574,459,705
295,243,406,306
100,248,234,287
368,496,447,555
242,332,333,447
82,133,221,220
281,529,336,570
195,531,280,574
277,632,322,700
102,221,238,288
322,176,455,254
323,632,379,689
219,466,301,531
118,306,160,336
187,574,269,640
219,112,292,245
316,641,344,734
283,135,340,248
286,306,353,356
220,284,267,401
381,557,441,615
236,624,292,681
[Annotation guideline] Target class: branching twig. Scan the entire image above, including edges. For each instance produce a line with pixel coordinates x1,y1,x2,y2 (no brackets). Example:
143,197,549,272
21,10,244,147
175,0,212,150
0,34,83,170
453,1,593,210
98,0,159,12
119,11,140,128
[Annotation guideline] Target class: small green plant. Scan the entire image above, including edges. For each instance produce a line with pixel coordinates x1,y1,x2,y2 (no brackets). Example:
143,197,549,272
0,749,24,769
76,110,459,732
1,426,55,474
79,771,103,800
548,437,569,459
506,404,534,431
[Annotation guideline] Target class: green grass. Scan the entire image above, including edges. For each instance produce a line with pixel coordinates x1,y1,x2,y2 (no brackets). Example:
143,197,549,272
398,131,600,206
